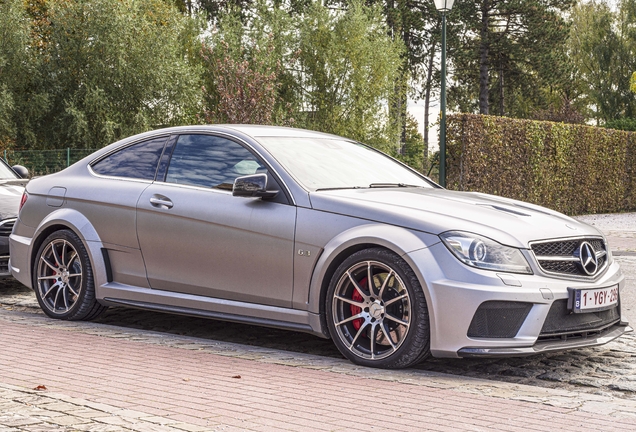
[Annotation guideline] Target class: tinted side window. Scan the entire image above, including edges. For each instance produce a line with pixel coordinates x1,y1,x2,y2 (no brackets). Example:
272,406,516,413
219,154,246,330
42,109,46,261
91,136,167,180
166,134,266,190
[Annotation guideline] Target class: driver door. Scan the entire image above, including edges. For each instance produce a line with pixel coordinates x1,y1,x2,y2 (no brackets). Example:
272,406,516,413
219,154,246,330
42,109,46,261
136,134,296,307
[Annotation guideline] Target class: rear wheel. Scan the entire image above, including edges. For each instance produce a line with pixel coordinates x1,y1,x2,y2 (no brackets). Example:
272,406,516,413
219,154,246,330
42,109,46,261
326,248,430,369
33,230,107,320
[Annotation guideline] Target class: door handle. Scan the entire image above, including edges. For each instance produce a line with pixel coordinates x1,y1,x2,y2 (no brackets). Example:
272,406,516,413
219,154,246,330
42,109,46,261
149,196,173,209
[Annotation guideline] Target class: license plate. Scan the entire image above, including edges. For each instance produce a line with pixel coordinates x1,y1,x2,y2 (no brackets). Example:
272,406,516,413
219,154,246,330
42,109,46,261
572,285,619,313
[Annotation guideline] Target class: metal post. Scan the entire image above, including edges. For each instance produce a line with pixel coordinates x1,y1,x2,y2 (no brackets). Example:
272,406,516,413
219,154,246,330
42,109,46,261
67,148,70,167
439,13,447,188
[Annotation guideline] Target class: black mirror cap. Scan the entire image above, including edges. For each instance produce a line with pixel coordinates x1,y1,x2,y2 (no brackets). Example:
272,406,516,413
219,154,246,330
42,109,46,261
12,165,29,179
233,173,278,199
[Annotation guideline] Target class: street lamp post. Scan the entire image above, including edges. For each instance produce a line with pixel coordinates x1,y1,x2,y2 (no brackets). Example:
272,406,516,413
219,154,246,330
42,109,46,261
434,0,454,188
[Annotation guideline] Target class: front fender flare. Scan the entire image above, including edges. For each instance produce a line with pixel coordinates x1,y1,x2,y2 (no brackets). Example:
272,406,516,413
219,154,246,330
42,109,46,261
306,223,440,317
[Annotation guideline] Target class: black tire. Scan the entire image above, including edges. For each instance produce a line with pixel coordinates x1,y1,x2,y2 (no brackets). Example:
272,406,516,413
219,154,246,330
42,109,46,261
33,229,107,321
326,248,430,369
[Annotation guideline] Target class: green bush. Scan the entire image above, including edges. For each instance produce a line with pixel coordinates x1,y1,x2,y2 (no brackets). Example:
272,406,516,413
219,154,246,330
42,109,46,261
446,114,636,215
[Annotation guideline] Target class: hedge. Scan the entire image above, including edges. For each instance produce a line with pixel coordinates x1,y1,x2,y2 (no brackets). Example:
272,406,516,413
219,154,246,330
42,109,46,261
446,114,636,215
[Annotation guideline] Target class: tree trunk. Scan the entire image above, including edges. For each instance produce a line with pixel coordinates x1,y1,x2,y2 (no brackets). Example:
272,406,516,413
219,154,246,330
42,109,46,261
479,0,490,115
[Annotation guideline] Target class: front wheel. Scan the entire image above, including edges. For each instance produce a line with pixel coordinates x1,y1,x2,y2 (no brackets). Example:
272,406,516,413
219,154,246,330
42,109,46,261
326,248,430,369
33,229,107,321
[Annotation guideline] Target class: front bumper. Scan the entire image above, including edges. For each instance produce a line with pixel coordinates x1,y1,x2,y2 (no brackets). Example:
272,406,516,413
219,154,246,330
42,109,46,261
406,242,630,358
458,322,633,357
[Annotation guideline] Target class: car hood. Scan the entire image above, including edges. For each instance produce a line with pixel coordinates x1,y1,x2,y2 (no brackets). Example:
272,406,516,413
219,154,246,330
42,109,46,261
309,188,601,249
0,179,26,220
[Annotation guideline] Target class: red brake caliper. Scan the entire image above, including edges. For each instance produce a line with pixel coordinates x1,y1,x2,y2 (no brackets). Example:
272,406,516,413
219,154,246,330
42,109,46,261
350,277,366,330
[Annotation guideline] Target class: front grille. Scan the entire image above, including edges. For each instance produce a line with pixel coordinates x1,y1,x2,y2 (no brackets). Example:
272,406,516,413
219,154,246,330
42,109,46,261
0,218,16,237
533,240,579,256
538,299,620,340
530,237,607,278
539,261,580,275
467,301,532,338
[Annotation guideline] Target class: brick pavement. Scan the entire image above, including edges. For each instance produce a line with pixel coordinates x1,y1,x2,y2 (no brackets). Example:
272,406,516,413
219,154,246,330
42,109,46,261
1,315,635,432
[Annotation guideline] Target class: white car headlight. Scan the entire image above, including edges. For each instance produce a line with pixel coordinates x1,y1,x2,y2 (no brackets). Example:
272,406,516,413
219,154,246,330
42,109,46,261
440,231,532,274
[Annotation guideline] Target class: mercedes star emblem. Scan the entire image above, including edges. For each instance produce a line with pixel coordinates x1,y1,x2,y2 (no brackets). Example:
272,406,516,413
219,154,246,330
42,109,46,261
579,241,599,275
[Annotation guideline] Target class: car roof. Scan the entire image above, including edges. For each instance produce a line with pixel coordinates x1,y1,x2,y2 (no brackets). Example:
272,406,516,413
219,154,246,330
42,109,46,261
140,124,347,141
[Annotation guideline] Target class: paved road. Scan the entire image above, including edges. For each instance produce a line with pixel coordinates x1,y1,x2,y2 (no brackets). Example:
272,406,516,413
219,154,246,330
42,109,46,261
2,310,634,431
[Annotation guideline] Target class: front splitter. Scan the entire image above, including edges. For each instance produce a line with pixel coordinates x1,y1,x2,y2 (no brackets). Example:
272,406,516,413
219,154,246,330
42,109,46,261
458,323,633,358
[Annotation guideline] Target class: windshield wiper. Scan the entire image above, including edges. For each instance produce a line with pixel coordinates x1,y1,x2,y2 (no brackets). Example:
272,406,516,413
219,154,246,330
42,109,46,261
368,183,419,188
315,186,365,191
316,183,421,191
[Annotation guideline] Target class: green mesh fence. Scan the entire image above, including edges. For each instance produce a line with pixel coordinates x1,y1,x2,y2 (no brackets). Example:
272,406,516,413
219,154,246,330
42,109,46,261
2,149,99,176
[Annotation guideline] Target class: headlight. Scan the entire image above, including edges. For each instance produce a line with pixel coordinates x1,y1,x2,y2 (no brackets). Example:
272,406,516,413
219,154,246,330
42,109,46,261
440,231,532,274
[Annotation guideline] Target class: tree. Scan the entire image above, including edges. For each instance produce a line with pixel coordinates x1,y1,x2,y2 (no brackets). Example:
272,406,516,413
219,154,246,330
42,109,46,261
200,1,297,126
201,42,280,124
391,114,424,172
631,72,636,94
0,0,45,148
201,1,403,148
568,0,636,123
448,0,573,117
35,0,203,149
295,1,403,146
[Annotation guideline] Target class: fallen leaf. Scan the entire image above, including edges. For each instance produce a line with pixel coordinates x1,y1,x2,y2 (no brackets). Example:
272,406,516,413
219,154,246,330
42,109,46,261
183,378,190,382
231,375,241,379
33,385,47,391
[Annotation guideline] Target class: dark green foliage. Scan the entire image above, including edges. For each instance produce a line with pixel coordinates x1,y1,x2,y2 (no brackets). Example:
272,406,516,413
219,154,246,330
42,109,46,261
391,114,425,172
448,0,574,118
569,0,636,123
2,0,204,150
37,0,203,150
0,0,46,148
446,114,636,215
201,0,403,148
604,118,636,132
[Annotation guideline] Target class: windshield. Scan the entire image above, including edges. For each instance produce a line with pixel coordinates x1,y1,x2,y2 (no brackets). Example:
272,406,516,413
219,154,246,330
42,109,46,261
256,137,433,191
0,160,18,180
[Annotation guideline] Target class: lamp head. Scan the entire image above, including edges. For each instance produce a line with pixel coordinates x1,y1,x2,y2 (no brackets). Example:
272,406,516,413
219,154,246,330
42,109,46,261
434,0,455,13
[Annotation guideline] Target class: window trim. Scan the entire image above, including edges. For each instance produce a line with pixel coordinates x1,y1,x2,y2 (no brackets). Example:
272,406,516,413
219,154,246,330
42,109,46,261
162,132,295,206
88,134,171,182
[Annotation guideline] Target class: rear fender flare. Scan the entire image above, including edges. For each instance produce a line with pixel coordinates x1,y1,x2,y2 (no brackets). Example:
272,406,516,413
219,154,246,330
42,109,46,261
30,209,108,293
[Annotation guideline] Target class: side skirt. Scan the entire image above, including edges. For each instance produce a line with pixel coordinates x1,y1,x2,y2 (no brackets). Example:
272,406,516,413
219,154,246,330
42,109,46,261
98,282,327,338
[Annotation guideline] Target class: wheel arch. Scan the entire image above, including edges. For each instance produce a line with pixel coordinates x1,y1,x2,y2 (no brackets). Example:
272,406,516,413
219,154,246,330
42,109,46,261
29,209,108,292
307,224,440,337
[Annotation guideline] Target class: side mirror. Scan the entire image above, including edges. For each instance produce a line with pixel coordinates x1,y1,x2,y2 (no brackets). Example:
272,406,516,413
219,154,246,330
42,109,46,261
12,165,29,179
233,173,278,199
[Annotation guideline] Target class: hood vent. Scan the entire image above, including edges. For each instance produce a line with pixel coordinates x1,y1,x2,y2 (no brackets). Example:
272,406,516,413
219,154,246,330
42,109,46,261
478,204,531,217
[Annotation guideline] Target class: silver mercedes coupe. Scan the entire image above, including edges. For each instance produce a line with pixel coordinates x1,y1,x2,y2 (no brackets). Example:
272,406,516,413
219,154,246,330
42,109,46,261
9,125,632,368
